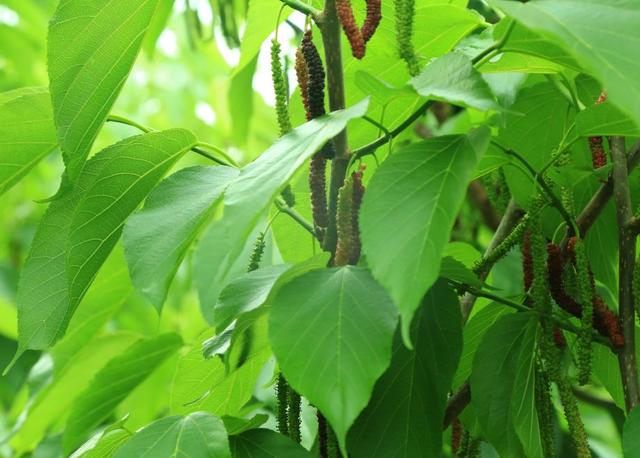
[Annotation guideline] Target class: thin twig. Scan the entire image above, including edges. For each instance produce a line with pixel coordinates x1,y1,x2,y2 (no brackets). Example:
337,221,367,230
279,0,322,21
275,198,317,238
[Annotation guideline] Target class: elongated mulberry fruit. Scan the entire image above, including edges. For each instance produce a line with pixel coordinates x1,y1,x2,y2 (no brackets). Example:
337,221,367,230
247,232,266,272
295,46,311,119
275,375,289,435
335,177,355,266
350,166,366,264
589,91,608,169
362,0,382,43
309,154,329,239
574,238,594,385
270,39,292,136
522,230,534,292
394,0,421,76
557,378,590,458
451,419,462,455
288,388,301,443
336,0,366,59
301,30,326,120
535,363,555,458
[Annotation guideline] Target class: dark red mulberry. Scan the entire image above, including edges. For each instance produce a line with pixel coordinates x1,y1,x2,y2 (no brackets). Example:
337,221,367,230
336,0,366,59
362,0,382,43
301,30,326,120
309,154,329,240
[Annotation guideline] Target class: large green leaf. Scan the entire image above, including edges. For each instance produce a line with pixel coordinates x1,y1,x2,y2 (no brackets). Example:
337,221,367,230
488,0,640,126
360,129,488,342
348,279,462,457
112,413,230,458
453,302,513,388
411,52,498,111
204,100,368,311
48,0,160,180
229,429,313,458
576,102,640,137
123,166,239,310
16,129,195,354
623,406,640,458
66,130,196,313
500,82,572,208
213,264,290,333
51,244,132,375
10,333,139,453
269,266,397,453
63,333,183,454
0,87,57,196
171,318,271,417
470,312,541,458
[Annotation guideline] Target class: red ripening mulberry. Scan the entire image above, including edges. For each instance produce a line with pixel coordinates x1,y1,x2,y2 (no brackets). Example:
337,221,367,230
350,165,366,264
309,154,329,238
362,0,381,43
335,177,355,267
336,0,366,59
295,46,311,120
522,230,534,291
553,327,567,348
589,91,608,169
565,237,625,348
451,419,463,455
301,30,326,120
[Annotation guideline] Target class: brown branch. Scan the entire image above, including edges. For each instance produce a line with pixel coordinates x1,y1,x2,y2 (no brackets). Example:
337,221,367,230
567,139,640,242
318,0,349,255
610,135,640,412
443,382,470,430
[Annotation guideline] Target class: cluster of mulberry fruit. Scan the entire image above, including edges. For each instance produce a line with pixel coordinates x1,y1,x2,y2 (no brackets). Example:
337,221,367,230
335,0,382,59
334,166,366,266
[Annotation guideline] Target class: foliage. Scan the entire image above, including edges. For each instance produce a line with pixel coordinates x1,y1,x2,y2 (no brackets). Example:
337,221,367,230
0,0,639,457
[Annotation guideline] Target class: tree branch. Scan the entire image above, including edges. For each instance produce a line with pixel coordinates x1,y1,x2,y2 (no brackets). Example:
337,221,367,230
610,135,640,412
275,198,317,238
319,0,349,255
568,139,640,241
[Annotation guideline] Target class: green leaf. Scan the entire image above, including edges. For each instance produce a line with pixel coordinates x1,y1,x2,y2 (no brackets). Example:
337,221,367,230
500,82,572,208
0,87,57,195
63,333,183,453
453,302,513,388
360,129,488,343
232,0,284,78
470,312,541,458
487,0,640,126
48,0,160,180
348,280,462,457
10,333,139,453
229,429,313,458
576,102,640,137
51,244,132,375
269,266,398,453
66,130,196,312
123,166,239,310
623,406,640,457
493,19,581,72
171,318,271,417
213,264,290,333
16,130,195,353
440,256,483,288
229,56,258,146
74,429,131,458
222,415,269,436
205,100,368,312
411,52,498,111
112,413,231,458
